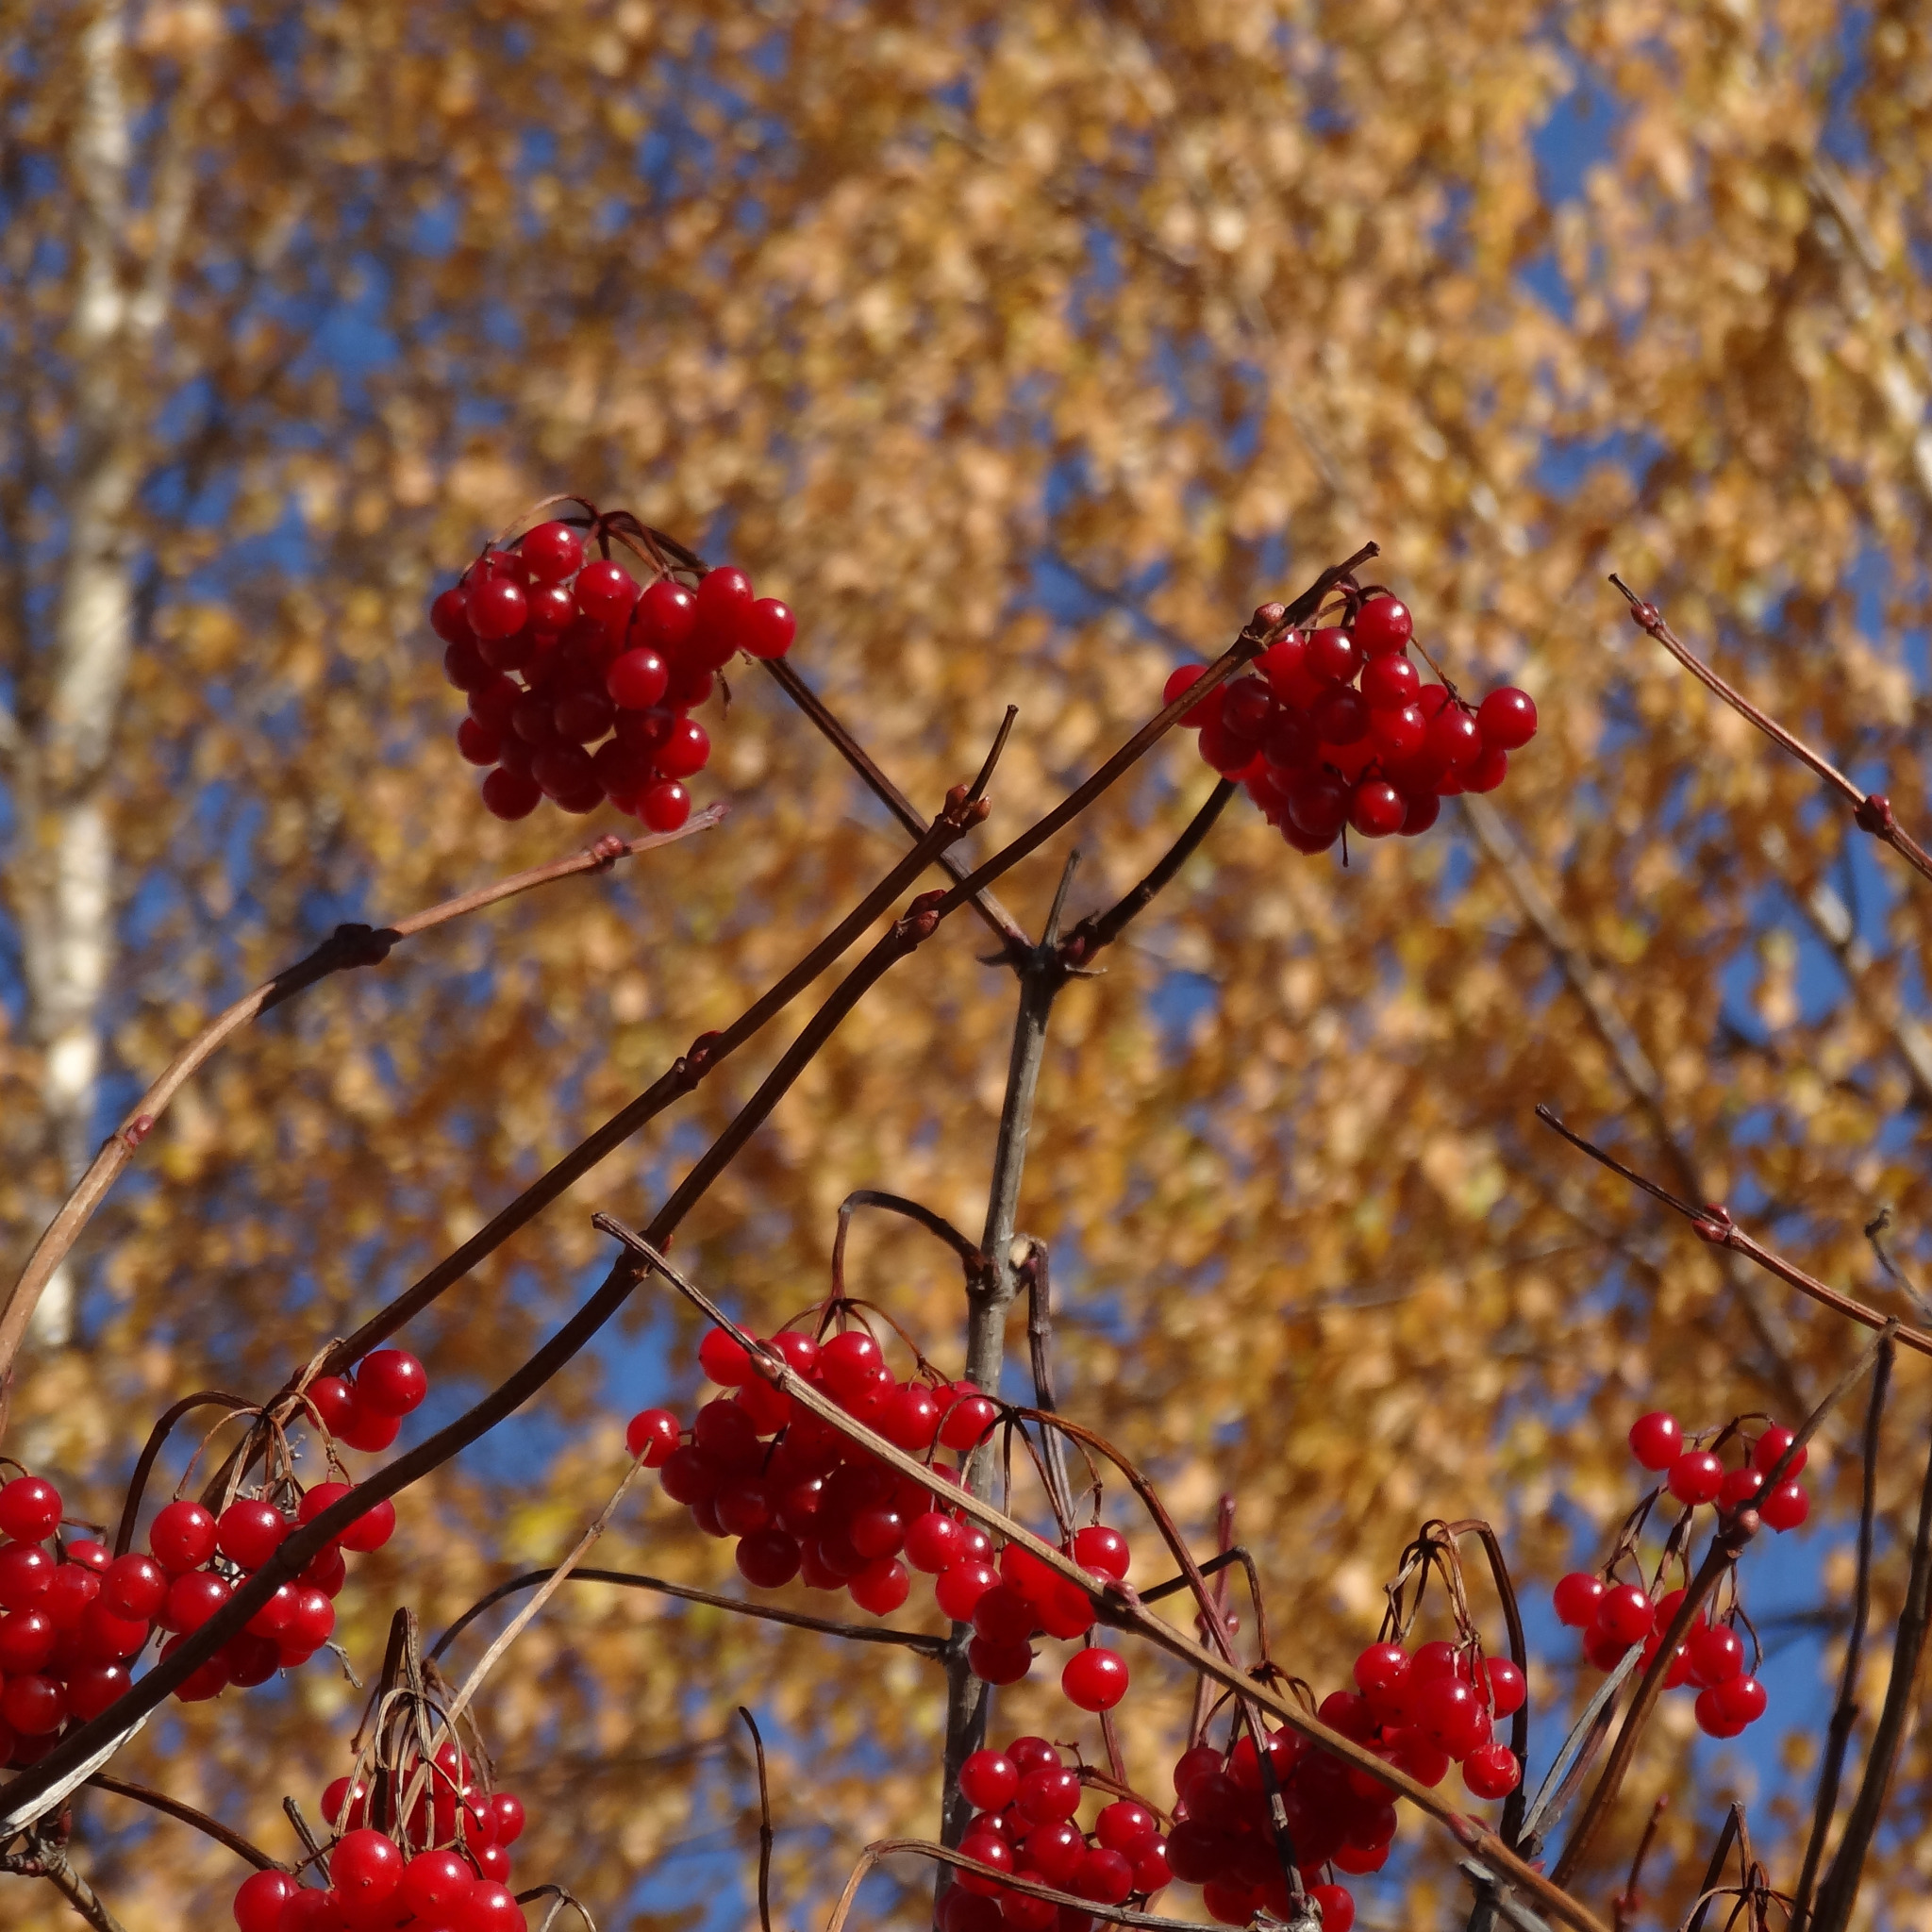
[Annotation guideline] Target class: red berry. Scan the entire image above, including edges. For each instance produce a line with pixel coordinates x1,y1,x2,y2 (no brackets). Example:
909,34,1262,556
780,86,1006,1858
1307,1884,1356,1932
217,1499,289,1572
1359,653,1420,710
1092,1800,1156,1854
358,1349,427,1416
399,1849,473,1919
625,1408,681,1466
1713,1673,1767,1724
338,1495,396,1555
1222,678,1278,740
1689,1624,1744,1687
1288,772,1350,840
232,1870,297,1932
1353,595,1412,656
527,583,575,634
692,566,755,667
103,1554,168,1621
1462,1742,1521,1800
1354,1641,1410,1698
1062,1647,1128,1711
608,648,671,711
443,639,490,693
959,1748,1018,1811
1074,1846,1134,1905
639,780,691,832
149,1500,218,1574
1759,1481,1809,1531
1754,1425,1807,1475
742,597,796,658
430,586,474,644
1668,1450,1725,1506
699,1327,754,1387
957,1831,1014,1896
939,1386,999,1453
1477,686,1538,749
0,1609,53,1673
163,1569,231,1634
1425,704,1483,770
457,716,501,766
467,575,527,641
1348,778,1406,839
2,1673,65,1734
489,1792,525,1844
481,769,541,821
1308,627,1363,683
331,1827,403,1912
1399,789,1441,836
1017,1765,1083,1825
1693,1687,1747,1738
1584,1623,1634,1671
1072,1525,1129,1580
636,579,697,653
0,1477,62,1543
850,1556,910,1616
736,1528,803,1590
1485,1656,1527,1718
1414,1677,1486,1757
575,560,639,622
77,1599,150,1663
283,1586,335,1651
1595,1585,1656,1647
462,1880,525,1931
1628,1411,1682,1470
967,1634,1033,1684
1719,1467,1763,1511
521,521,585,583
1311,685,1371,745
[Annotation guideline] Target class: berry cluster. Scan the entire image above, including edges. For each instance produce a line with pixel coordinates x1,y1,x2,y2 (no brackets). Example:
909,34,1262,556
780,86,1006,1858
627,1327,1133,1713
0,1348,428,1749
1165,592,1538,853
231,1747,528,1931
434,519,796,829
1139,1638,1524,1930
943,1735,1170,1931
1550,1411,1804,1739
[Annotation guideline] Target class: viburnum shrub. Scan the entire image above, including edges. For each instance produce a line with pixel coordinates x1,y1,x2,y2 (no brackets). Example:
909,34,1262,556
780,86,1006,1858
0,527,1923,1932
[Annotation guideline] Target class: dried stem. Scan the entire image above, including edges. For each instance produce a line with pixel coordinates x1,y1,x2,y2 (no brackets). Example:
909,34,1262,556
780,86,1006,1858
738,1708,774,1932
613,1225,1607,1932
426,1565,947,1663
111,1391,254,1555
1680,1805,1743,1932
1551,1329,1894,1887
1609,576,1932,885
1611,1795,1668,1932
1059,779,1237,965
1537,1108,1932,1357
0,812,723,1376
85,1774,283,1870
1790,1336,1893,1926
1807,1414,1932,1932
4,1848,131,1932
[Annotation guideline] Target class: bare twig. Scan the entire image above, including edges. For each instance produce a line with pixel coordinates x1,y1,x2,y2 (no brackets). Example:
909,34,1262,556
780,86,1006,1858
1537,1108,1932,1357
1609,576,1932,884
612,1225,1609,1932
1863,1208,1932,1324
85,1774,284,1871
0,813,724,1375
1791,1336,1894,1926
1680,1806,1744,1932
426,1566,947,1663
1611,1796,1668,1932
739,1708,774,1932
1059,779,1238,965
1808,1416,1932,1932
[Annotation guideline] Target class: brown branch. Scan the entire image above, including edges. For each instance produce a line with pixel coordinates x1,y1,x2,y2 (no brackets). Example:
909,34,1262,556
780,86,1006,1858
2,1843,131,1932
0,813,724,1377
1551,1329,1894,1886
425,1565,948,1663
1807,1413,1932,1932
611,1225,1609,1932
1537,1108,1932,1356
738,1708,774,1932
111,1391,254,1556
1791,1336,1893,1926
1060,778,1238,965
85,1774,284,1871
1680,1805,1743,1932
1611,1796,1668,1932
1608,576,1932,885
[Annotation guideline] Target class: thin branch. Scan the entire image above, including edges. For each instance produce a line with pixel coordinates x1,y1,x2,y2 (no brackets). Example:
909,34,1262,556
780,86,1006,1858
1791,1336,1893,1926
1060,779,1238,964
111,1391,254,1556
1808,1415,1932,1932
85,1774,283,1871
738,1708,774,1932
1611,1796,1668,1932
1863,1208,1932,1324
1518,1650,1641,1855
1537,1108,1932,1356
1608,576,1932,885
610,1225,1609,1932
426,1566,947,1663
1551,1329,1895,1886
1680,1806,1743,1932
0,812,724,1374
36,1855,129,1932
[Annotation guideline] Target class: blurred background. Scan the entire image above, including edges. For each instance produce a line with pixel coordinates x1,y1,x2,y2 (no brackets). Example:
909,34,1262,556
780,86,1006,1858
3,2,1930,1926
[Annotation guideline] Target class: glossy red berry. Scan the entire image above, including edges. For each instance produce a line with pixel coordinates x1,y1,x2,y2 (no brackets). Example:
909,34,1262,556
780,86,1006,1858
1353,595,1412,656
1072,1524,1129,1580
2,1673,65,1735
1062,1647,1129,1711
575,560,638,622
850,1556,910,1616
699,1328,754,1387
1485,1656,1527,1717
1754,1424,1807,1475
1462,1742,1522,1800
736,1528,803,1590
1553,1572,1606,1628
398,1849,472,1919
1222,678,1278,740
1425,704,1483,770
1311,684,1371,745
1462,744,1507,791
939,1387,999,1452
1688,1624,1744,1687
457,716,501,766
958,1748,1018,1811
1307,627,1362,683
1759,1481,1809,1531
0,1477,62,1544
149,1499,218,1574
217,1500,289,1572
1162,664,1218,726
77,1599,150,1663
1595,1585,1656,1647
358,1350,428,1416
957,1831,1013,1896
966,1634,1033,1685
1668,1450,1725,1506
1414,1677,1486,1757
1348,779,1406,839
1713,1674,1767,1724
520,521,584,583
1477,686,1538,749
633,578,696,652
742,597,796,658
1359,653,1421,710
639,780,691,832
625,1408,682,1466
103,1554,168,1621
467,575,527,641
481,769,541,821
608,646,671,711
231,1869,297,1932
692,566,755,666
0,1609,53,1673
1628,1411,1681,1470
164,1569,231,1634
430,587,474,644
463,1879,526,1930
1288,773,1349,840
1399,789,1441,836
